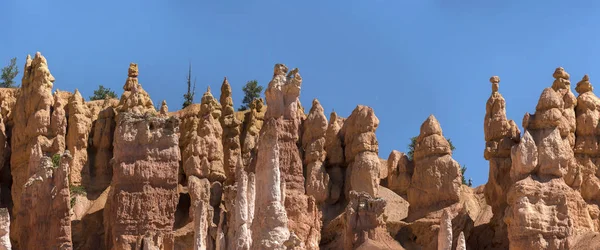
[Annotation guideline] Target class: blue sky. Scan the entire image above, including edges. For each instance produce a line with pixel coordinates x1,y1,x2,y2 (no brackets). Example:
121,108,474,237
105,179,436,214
2,1,600,186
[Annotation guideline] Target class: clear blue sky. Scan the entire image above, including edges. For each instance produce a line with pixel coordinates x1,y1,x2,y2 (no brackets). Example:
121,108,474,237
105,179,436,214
2,1,600,187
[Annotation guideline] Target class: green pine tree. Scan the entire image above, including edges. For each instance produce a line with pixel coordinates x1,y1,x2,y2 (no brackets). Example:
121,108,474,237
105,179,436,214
0,57,19,88
238,80,263,111
89,85,117,101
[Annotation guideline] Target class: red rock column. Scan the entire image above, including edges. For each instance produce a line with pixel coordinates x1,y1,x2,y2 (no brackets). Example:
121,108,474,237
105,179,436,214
104,113,180,250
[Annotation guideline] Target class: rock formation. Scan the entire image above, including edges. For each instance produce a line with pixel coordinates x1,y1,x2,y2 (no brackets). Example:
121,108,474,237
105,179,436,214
10,52,70,248
324,111,345,204
342,105,380,198
342,191,403,250
485,68,598,250
482,76,521,248
220,78,242,185
262,64,320,249
573,75,600,203
19,149,73,249
408,115,461,217
182,87,225,182
251,119,290,249
302,99,329,204
8,52,600,249
0,208,9,250
87,105,117,192
437,209,452,250
386,150,413,196
456,232,466,250
240,98,265,171
117,63,156,115
67,89,91,186
160,100,169,116
104,113,180,249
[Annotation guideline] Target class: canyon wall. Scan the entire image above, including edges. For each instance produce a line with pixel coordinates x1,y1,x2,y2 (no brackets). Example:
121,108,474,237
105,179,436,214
4,51,600,250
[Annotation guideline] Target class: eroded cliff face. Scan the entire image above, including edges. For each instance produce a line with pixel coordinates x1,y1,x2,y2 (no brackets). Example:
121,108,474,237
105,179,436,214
8,51,600,250
104,112,180,249
9,52,72,249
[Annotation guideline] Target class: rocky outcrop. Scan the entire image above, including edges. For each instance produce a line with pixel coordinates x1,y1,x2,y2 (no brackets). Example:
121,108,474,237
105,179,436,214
324,111,345,204
407,115,461,217
573,75,600,203
524,67,576,148
67,89,91,186
225,156,254,250
0,208,9,250
87,105,117,192
386,150,413,196
160,100,169,116
188,175,211,249
262,65,320,249
437,209,452,250
482,76,520,249
117,63,156,115
104,113,180,249
504,177,594,249
181,87,225,182
342,191,402,250
220,78,242,185
240,98,265,171
19,149,73,249
492,68,597,250
302,99,329,204
456,232,466,250
250,119,290,249
10,52,69,247
342,106,380,197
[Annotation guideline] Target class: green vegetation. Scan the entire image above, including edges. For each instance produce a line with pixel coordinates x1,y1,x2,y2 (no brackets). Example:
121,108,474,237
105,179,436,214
70,185,87,207
0,57,19,88
51,154,61,168
238,80,263,111
182,63,196,109
89,85,117,101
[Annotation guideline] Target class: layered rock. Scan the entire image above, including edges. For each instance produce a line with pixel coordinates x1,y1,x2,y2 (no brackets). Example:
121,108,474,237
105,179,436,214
456,232,466,250
302,99,329,204
482,76,520,249
10,52,69,247
437,209,452,250
342,105,380,197
386,150,413,196
87,105,116,192
188,175,212,249
225,156,254,250
524,67,577,148
342,191,402,250
262,64,320,248
504,177,594,249
19,149,73,249
251,119,290,249
407,115,461,216
220,78,242,185
67,89,92,186
160,100,169,116
324,111,345,204
181,87,225,182
117,63,156,115
104,113,180,249
573,75,600,203
0,208,9,250
484,76,521,212
240,98,265,171
497,68,596,250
